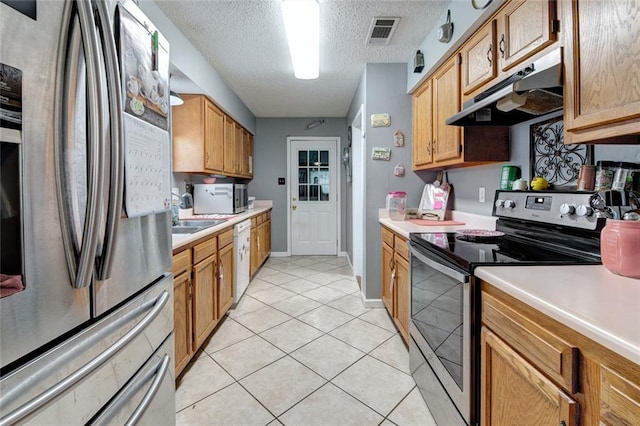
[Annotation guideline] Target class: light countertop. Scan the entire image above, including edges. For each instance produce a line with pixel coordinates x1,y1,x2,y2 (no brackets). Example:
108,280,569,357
172,201,272,251
475,265,640,366
379,209,498,238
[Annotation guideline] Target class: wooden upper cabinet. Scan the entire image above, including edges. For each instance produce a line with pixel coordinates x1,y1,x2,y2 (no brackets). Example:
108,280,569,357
204,101,225,173
562,0,640,143
223,116,236,175
462,20,497,96
432,55,462,164
412,79,433,170
172,95,223,174
497,0,557,72
234,122,243,175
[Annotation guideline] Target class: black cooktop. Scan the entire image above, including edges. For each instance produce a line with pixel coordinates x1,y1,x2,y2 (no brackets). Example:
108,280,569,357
410,231,601,272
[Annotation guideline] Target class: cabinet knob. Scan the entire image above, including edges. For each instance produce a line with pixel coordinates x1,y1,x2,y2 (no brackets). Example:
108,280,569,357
560,421,567,426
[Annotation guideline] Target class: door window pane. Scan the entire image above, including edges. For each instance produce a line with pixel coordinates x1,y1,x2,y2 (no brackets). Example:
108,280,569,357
319,150,329,166
309,185,319,201
298,150,307,166
299,185,308,201
309,150,319,166
298,168,307,184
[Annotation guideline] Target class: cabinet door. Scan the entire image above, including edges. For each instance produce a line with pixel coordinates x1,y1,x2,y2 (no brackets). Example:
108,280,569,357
599,365,640,426
412,79,433,169
563,0,640,142
265,219,271,257
481,328,579,426
497,0,556,72
171,95,206,173
394,253,410,343
192,255,218,349
217,242,234,316
223,116,236,175
250,223,258,277
243,131,253,178
234,123,244,175
462,20,497,96
174,272,192,377
432,55,462,163
204,100,225,173
381,241,395,316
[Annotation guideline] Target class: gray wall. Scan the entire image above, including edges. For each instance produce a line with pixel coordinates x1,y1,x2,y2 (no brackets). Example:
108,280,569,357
139,0,256,134
448,110,640,216
349,63,436,301
248,118,348,253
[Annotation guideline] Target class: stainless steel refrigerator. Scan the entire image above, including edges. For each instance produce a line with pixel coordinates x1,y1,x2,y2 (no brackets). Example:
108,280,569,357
0,0,175,423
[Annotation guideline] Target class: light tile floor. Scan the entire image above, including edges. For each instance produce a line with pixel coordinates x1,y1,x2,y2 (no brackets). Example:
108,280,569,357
176,256,437,426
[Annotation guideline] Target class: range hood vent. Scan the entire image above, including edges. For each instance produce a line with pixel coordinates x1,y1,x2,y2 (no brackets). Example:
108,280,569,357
367,17,400,45
446,49,564,126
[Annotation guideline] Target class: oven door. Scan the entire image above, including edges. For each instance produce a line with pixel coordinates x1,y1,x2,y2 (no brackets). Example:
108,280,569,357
410,241,474,425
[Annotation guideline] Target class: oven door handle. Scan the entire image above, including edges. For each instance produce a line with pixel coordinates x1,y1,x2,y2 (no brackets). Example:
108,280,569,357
411,247,470,283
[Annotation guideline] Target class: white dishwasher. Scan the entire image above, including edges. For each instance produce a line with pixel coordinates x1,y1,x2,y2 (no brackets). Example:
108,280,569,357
233,220,251,303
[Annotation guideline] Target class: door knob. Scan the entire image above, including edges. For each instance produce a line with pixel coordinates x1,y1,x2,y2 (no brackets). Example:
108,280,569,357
292,197,297,201
292,205,297,210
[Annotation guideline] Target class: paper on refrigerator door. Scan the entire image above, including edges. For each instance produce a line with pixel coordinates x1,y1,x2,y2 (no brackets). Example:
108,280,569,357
123,114,171,218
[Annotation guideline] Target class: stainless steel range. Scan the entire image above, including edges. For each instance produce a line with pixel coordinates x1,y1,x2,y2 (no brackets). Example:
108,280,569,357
408,190,607,426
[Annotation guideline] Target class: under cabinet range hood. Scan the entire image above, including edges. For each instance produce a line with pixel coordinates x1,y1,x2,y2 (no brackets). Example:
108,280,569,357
447,49,563,126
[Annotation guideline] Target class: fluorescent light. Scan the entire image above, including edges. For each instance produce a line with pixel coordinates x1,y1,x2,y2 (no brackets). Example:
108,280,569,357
281,0,319,80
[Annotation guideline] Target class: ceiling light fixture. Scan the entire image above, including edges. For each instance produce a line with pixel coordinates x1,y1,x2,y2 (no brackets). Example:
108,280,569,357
281,0,319,80
169,91,184,106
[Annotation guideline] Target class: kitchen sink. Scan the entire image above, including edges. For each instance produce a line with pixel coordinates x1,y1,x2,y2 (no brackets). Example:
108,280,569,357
175,219,227,227
171,226,204,234
172,219,227,235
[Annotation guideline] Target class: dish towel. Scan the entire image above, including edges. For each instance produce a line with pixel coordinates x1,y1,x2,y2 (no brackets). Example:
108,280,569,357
1,274,24,298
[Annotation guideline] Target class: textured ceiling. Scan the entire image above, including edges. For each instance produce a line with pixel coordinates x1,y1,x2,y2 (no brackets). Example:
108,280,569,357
156,0,449,118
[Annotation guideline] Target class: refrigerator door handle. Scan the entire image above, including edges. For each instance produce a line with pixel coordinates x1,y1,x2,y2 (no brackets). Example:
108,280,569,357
54,0,106,289
94,0,124,281
0,290,170,426
90,354,170,426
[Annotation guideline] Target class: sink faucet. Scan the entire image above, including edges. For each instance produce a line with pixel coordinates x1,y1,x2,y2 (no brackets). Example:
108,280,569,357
171,192,194,225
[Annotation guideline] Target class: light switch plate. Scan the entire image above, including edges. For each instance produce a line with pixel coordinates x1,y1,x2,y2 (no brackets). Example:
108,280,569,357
479,187,486,203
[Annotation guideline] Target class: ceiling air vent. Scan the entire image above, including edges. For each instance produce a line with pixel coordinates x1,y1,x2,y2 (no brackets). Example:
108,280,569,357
367,17,400,45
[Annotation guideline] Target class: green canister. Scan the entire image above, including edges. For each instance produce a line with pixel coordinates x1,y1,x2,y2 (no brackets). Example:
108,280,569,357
500,165,521,190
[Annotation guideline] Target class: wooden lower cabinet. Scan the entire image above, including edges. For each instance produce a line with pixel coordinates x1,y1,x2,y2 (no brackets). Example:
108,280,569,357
481,327,578,426
217,240,234,315
380,226,409,343
250,211,271,278
482,283,640,425
192,254,217,350
173,271,192,376
173,227,238,378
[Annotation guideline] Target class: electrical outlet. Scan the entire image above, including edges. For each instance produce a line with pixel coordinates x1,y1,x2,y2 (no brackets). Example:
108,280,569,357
479,187,486,203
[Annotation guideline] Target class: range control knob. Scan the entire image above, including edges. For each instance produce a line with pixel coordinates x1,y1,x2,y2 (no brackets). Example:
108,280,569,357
504,199,516,209
495,199,505,208
559,203,575,215
576,205,593,217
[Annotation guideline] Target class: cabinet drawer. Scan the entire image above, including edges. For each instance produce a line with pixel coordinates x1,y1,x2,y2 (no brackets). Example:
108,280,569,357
394,235,409,260
381,227,394,249
266,210,271,220
218,227,234,248
251,217,257,228
600,366,640,425
193,237,217,264
172,250,192,276
256,214,264,225
482,293,578,393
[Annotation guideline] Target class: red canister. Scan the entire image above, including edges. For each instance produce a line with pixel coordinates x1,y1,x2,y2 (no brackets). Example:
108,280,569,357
600,219,640,279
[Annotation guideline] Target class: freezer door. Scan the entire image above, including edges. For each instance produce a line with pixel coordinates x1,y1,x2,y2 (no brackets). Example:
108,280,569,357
90,334,175,425
0,275,173,425
0,1,91,369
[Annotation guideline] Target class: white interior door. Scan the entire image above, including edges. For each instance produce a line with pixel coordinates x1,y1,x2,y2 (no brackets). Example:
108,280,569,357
289,138,338,255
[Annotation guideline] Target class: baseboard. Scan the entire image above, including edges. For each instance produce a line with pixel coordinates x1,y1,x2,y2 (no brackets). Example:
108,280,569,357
361,295,384,309
270,252,289,257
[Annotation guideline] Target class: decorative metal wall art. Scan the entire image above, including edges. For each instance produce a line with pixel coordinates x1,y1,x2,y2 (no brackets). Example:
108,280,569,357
529,117,593,187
